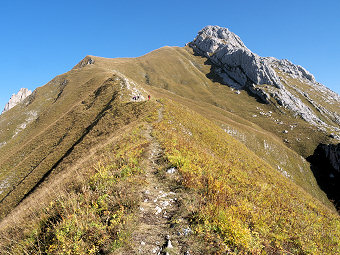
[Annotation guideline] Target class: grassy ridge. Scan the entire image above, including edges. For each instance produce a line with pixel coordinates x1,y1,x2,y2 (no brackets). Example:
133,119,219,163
0,46,339,254
0,69,151,219
0,121,150,254
0,75,122,217
90,46,333,157
154,99,340,254
0,99,338,254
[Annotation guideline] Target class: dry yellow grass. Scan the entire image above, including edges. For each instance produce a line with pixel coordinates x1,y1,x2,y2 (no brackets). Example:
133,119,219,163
153,99,340,254
0,45,339,254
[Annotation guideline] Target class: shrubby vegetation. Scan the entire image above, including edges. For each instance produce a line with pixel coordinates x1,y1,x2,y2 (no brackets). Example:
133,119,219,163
0,124,149,254
0,99,339,254
154,99,340,254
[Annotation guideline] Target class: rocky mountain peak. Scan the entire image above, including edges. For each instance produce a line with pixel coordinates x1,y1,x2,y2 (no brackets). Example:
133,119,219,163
267,58,316,83
194,25,247,52
189,25,339,128
189,25,282,89
2,88,32,114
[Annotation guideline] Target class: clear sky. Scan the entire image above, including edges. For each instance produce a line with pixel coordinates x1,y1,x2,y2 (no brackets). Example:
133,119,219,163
0,0,339,110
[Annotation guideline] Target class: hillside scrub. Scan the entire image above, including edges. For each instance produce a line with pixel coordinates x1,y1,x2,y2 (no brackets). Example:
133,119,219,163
0,98,339,254
153,99,340,254
0,123,149,254
0,74,124,218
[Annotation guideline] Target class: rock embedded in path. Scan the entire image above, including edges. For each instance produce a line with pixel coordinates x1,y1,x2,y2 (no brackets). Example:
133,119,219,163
166,167,176,174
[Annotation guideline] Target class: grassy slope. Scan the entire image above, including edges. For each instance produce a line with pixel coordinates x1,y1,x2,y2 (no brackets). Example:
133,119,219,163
89,46,333,157
0,119,152,254
0,64,148,218
1,45,332,214
154,99,340,254
0,46,339,254
0,98,338,254
149,86,334,209
84,47,334,209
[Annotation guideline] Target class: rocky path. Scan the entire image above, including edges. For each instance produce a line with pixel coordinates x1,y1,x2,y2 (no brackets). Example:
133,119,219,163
129,105,190,255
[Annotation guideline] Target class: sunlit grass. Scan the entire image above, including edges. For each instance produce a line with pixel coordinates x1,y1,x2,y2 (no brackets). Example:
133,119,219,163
154,99,340,254
0,124,149,254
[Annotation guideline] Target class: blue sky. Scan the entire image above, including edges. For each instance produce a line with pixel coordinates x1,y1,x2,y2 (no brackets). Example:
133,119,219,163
0,0,339,109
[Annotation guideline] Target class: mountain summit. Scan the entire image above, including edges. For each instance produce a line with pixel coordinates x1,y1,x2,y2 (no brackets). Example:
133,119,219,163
189,25,282,88
189,25,340,128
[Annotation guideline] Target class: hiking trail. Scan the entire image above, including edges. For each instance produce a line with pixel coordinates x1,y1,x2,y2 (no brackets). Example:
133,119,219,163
129,104,191,255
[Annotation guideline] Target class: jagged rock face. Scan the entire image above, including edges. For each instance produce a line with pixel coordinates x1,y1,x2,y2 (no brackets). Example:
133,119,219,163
307,143,340,209
188,25,337,127
267,58,315,83
2,88,32,113
189,25,282,88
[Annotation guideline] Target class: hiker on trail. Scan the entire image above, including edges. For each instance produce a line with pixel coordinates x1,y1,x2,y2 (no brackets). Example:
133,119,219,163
148,95,150,100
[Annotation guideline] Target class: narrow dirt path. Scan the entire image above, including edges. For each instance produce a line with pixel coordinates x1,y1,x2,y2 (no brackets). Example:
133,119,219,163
129,105,186,255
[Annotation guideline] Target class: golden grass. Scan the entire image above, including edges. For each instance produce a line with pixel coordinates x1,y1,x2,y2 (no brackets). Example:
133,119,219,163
0,98,338,254
0,45,334,218
0,44,339,254
0,121,150,254
87,45,333,156
0,71,153,219
153,99,340,254
148,86,333,210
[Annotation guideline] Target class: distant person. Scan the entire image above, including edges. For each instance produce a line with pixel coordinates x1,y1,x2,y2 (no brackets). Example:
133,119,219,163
148,95,150,100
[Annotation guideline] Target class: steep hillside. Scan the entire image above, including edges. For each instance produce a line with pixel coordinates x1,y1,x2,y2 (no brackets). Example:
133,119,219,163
189,25,340,132
0,65,148,218
0,25,339,254
87,46,337,157
0,97,339,254
72,47,334,207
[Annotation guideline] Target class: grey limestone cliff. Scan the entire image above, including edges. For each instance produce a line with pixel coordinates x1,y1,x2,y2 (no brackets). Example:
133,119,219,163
189,25,339,128
189,26,282,88
2,88,32,114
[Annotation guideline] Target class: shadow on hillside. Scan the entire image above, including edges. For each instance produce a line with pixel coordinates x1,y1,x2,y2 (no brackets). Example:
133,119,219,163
194,52,269,105
307,148,340,212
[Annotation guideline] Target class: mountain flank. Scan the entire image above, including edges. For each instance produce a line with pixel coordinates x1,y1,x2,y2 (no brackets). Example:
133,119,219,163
0,25,339,254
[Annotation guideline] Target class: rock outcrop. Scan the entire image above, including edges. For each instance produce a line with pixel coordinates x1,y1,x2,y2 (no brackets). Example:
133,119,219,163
2,88,32,114
189,25,282,89
188,25,339,127
307,143,340,209
267,58,315,83
73,55,95,69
